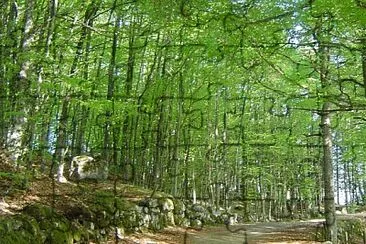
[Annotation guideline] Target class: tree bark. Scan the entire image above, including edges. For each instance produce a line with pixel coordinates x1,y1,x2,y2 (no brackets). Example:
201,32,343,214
321,101,336,243
361,34,366,96
103,9,119,164
53,96,70,182
7,0,34,162
313,14,337,243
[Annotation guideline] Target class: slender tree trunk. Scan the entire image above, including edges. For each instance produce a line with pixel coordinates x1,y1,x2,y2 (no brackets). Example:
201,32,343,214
7,0,34,162
192,169,197,204
313,14,337,242
121,14,136,182
152,101,164,188
103,9,119,163
319,44,336,242
53,96,70,182
321,101,336,242
361,35,366,96
0,0,9,145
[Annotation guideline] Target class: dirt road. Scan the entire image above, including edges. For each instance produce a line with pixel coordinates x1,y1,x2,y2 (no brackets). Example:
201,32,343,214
185,219,325,244
124,214,366,243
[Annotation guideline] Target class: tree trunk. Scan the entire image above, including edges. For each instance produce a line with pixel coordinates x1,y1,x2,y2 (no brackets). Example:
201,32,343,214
314,14,337,242
103,9,119,163
321,101,336,243
361,35,366,96
53,96,70,182
7,0,34,162
120,16,136,182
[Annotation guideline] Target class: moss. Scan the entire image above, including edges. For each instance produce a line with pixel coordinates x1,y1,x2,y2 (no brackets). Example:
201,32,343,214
16,215,43,241
70,222,87,242
92,191,115,214
23,203,76,243
173,199,186,214
46,229,73,244
87,191,137,229
23,203,54,220
0,233,30,244
0,215,43,244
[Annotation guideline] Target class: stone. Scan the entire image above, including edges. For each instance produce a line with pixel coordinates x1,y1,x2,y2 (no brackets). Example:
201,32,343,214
150,214,163,231
192,204,206,213
57,175,68,183
227,214,238,225
69,155,108,181
143,206,149,214
142,214,151,227
150,207,161,214
47,229,73,244
182,218,190,227
115,227,124,240
211,209,222,218
191,219,202,229
0,215,43,244
173,200,186,214
159,198,174,212
165,212,175,226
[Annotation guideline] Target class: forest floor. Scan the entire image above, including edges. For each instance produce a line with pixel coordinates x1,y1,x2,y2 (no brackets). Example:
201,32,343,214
1,172,365,244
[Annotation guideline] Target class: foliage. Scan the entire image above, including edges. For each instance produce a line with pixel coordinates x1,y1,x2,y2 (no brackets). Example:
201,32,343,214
0,0,365,233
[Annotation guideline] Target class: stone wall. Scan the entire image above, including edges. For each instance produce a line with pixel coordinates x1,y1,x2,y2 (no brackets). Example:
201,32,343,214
0,196,242,243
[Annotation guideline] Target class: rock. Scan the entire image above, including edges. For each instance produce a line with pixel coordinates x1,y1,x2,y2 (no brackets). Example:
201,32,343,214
46,229,73,244
140,198,159,208
148,198,159,208
150,214,163,231
121,209,143,232
211,209,222,218
69,155,108,181
232,204,245,211
174,215,187,226
163,212,175,226
142,214,151,227
142,206,149,214
150,207,161,214
64,205,93,222
192,204,206,213
221,213,229,223
227,214,238,225
115,227,124,240
186,203,216,225
57,175,68,183
173,200,186,214
191,219,202,229
159,198,174,212
23,203,78,243
182,218,190,227
0,215,43,243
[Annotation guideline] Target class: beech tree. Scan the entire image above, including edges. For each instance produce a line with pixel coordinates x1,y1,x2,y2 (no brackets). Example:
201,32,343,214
0,1,365,242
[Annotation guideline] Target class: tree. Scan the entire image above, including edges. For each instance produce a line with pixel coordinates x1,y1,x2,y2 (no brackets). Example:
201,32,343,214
0,2,366,239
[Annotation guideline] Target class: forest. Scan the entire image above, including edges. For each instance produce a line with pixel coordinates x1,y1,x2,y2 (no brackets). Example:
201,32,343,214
0,0,366,243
